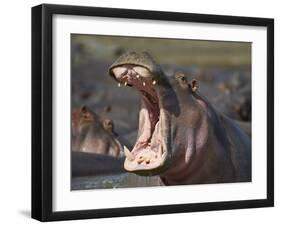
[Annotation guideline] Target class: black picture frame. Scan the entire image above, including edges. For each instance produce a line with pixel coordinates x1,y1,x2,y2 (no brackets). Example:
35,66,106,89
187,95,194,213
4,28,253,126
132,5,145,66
31,3,274,222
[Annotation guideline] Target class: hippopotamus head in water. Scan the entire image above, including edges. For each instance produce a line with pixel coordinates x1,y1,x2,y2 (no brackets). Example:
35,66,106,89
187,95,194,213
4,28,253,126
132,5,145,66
72,106,123,158
109,51,251,185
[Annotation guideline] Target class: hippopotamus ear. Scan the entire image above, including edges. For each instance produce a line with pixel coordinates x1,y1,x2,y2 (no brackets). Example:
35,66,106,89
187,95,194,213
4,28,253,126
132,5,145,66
175,71,189,88
190,79,199,92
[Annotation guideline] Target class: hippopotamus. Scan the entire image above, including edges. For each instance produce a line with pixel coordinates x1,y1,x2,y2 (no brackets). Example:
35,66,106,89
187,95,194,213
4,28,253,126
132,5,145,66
108,51,251,185
72,106,123,157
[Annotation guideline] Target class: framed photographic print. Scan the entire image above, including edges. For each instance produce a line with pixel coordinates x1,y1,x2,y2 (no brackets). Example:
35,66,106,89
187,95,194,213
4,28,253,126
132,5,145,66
31,4,274,221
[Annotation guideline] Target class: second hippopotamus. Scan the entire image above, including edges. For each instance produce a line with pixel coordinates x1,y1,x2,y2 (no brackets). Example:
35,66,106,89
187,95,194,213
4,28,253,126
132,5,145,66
72,106,123,158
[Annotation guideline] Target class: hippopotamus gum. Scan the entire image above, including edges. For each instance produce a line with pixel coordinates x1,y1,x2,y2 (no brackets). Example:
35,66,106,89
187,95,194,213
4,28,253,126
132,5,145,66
109,51,251,185
72,106,123,158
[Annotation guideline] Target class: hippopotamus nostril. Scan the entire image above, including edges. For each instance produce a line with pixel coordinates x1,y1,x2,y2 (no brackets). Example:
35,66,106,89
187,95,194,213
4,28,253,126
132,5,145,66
137,156,144,164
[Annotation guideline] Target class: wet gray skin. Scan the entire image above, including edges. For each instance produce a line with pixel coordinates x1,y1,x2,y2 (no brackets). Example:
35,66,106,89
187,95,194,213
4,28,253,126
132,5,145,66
72,106,123,158
109,51,251,185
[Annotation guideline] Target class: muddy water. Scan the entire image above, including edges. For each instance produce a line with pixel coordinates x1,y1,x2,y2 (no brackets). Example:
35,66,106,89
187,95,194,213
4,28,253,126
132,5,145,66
71,173,161,190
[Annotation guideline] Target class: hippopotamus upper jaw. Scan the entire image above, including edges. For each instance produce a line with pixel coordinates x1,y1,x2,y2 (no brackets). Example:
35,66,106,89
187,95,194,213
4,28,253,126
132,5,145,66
109,51,172,175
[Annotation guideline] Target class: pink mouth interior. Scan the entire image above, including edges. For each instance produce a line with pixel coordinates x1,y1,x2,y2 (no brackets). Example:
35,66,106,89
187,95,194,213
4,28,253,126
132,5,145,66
112,65,166,170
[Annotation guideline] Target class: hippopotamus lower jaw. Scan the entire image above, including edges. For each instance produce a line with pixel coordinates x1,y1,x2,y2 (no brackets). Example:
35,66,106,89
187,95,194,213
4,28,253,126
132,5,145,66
109,53,171,175
123,143,168,175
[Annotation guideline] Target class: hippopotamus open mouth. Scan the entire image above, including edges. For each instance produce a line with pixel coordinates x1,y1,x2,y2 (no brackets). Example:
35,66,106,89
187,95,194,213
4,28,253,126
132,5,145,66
109,52,172,175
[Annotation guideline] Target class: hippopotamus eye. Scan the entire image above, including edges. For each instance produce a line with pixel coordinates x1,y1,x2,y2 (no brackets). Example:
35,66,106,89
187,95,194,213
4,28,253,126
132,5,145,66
175,72,188,83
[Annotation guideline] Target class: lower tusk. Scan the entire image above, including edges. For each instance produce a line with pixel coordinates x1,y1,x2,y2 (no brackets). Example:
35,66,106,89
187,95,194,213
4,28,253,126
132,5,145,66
124,145,135,161
143,82,146,86
159,145,163,156
118,83,121,87
124,81,128,86
152,80,157,85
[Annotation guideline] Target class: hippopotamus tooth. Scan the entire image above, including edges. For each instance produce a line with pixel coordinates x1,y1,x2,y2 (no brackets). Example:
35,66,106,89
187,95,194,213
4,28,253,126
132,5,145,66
124,145,135,161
